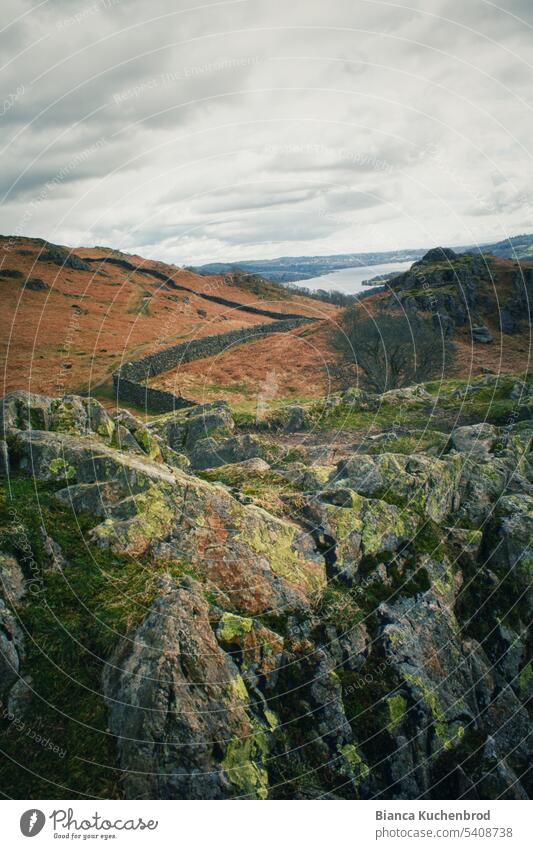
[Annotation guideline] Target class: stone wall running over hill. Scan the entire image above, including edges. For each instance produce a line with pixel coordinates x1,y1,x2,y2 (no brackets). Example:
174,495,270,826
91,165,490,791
112,376,197,413
99,250,317,412
84,256,308,320
113,316,313,412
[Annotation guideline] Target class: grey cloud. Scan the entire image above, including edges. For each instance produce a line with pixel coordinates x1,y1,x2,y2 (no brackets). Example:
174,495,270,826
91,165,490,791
190,185,324,214
0,0,531,264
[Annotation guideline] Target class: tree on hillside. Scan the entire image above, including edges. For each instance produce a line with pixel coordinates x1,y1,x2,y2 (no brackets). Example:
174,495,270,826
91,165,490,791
333,308,456,393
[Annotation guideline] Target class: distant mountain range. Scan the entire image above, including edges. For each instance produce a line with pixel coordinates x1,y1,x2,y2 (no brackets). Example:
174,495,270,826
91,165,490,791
194,233,533,282
476,232,533,260
194,248,426,282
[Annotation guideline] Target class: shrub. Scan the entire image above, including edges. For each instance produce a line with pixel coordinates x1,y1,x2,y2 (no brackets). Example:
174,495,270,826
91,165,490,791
333,308,456,392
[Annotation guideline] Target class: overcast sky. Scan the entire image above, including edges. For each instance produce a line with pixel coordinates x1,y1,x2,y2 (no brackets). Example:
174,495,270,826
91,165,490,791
1,0,532,264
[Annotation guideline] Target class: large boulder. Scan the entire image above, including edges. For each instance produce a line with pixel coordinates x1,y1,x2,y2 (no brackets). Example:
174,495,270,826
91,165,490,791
10,428,324,615
1,391,114,441
184,401,234,448
103,577,274,799
333,452,461,523
188,433,278,471
288,488,418,583
450,423,498,458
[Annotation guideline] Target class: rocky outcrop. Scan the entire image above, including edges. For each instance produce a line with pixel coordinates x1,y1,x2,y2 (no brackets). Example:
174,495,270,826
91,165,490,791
37,241,91,271
332,452,462,523
188,433,279,470
8,424,323,614
184,401,235,448
104,577,275,799
1,390,114,439
387,251,500,340
0,553,26,706
417,247,458,264
1,385,531,800
472,324,493,343
376,589,529,799
0,390,190,470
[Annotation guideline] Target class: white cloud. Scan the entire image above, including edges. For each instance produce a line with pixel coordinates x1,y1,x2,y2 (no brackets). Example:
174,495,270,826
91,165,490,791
0,0,531,263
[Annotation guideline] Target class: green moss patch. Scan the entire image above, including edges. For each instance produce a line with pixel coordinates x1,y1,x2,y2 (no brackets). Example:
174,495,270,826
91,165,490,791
221,720,270,799
387,694,407,732
0,476,192,798
220,612,253,642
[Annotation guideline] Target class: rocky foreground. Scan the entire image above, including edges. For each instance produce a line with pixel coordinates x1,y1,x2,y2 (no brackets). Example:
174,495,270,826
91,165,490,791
0,378,531,799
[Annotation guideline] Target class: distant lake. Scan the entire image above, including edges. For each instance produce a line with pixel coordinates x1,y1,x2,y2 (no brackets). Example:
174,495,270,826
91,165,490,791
292,260,414,294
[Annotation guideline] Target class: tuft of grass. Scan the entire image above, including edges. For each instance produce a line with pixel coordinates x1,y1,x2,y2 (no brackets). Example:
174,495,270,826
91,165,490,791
126,288,152,315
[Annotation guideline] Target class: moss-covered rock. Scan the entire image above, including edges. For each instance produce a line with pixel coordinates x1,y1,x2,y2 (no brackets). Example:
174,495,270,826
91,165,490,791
219,611,253,642
387,694,408,732
104,577,274,799
188,433,281,471
484,493,533,609
337,742,370,788
291,488,418,583
2,378,532,801
221,717,270,799
334,452,462,523
185,401,235,448
1,391,114,441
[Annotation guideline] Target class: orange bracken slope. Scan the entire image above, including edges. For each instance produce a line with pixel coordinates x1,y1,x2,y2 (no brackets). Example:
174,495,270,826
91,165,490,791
0,236,335,402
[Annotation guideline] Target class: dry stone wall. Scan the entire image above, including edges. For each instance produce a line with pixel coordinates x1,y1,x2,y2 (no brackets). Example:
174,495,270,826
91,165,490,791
84,256,309,320
113,317,313,412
